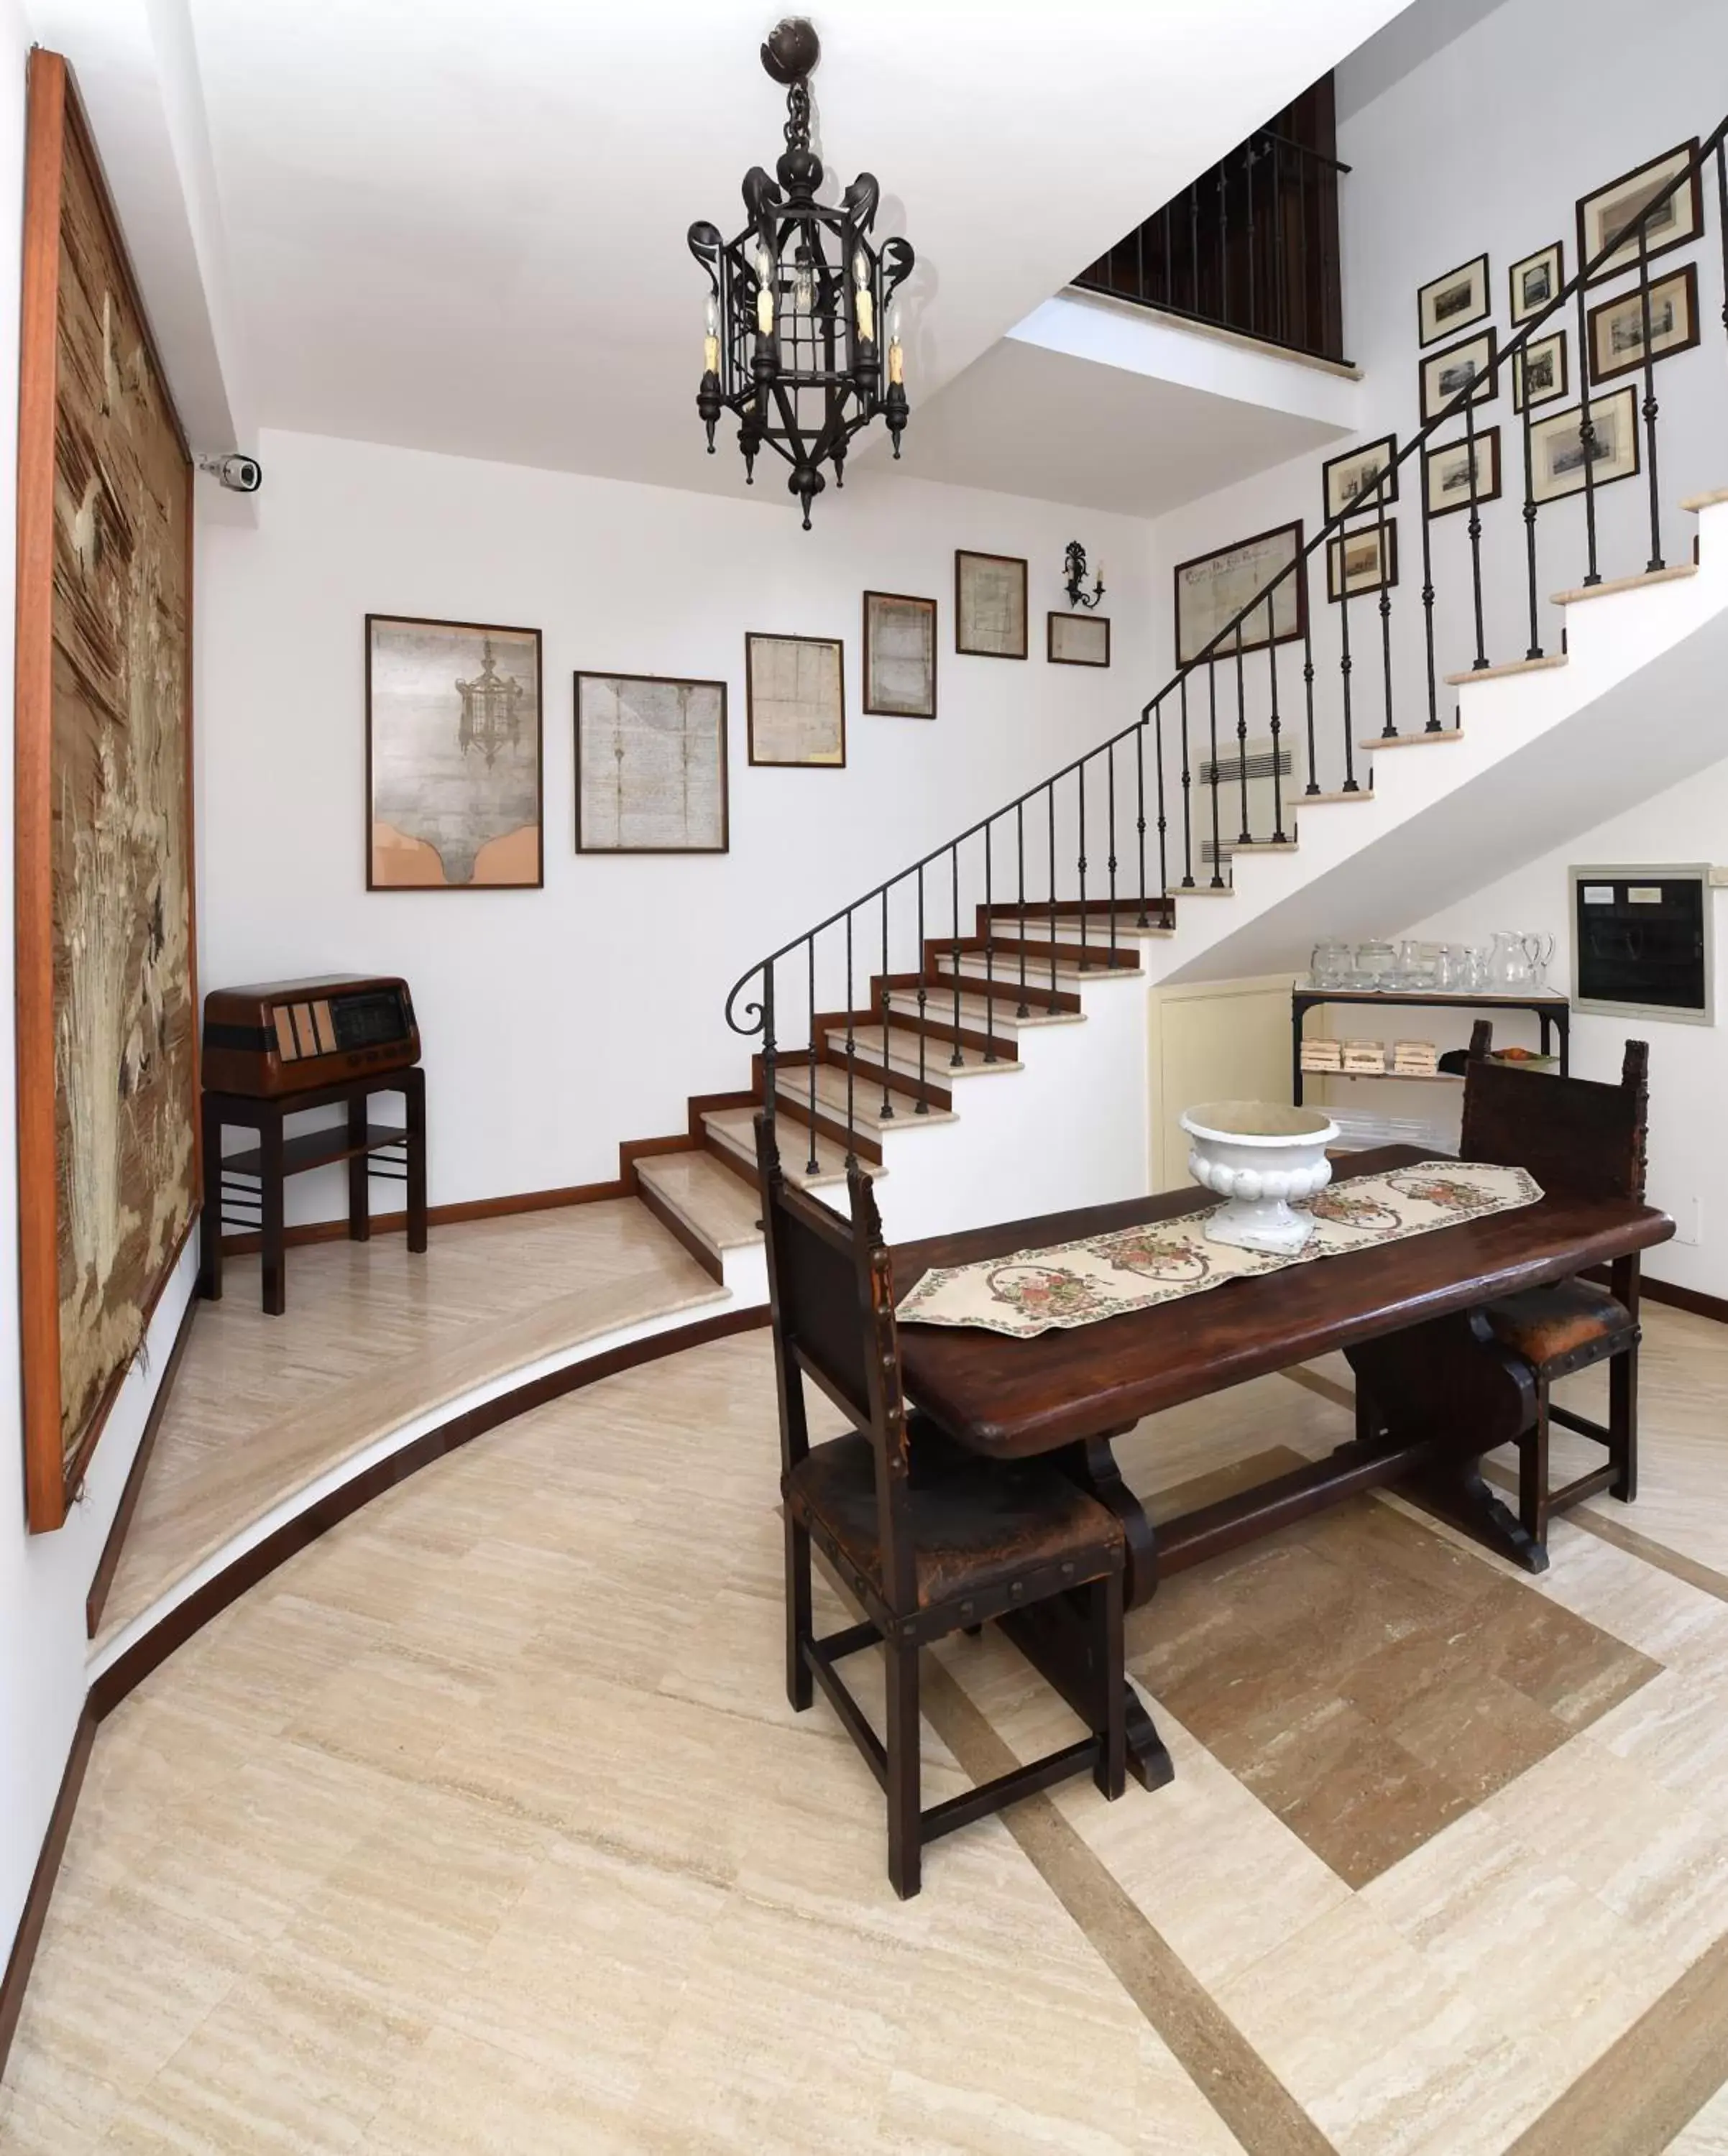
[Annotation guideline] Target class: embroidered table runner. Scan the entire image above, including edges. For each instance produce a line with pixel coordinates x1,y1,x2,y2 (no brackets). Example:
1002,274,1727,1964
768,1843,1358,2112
895,1161,1543,1338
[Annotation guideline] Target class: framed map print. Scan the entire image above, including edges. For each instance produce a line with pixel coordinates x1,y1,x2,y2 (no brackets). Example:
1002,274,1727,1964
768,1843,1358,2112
1173,521,1305,665
1529,387,1640,505
862,591,937,718
1578,140,1701,284
1417,252,1489,346
1047,612,1111,666
575,671,729,852
13,52,198,1528
955,550,1029,659
367,617,543,888
745,632,846,767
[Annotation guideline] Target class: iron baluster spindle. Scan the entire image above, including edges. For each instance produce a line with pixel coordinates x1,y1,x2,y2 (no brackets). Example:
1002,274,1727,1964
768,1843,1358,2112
806,940,819,1174
1464,381,1489,671
1576,260,1601,586
1106,743,1119,961
1141,713,1156,924
1719,143,1728,372
762,965,777,1147
1180,676,1197,882
983,821,998,1061
844,909,858,1169
1376,471,1398,737
1521,354,1543,661
1047,785,1060,1014
1637,218,1665,573
914,865,928,1114
1267,597,1287,839
1419,458,1441,730
1234,620,1251,847
1301,593,1323,792
1207,662,1225,887
1077,760,1090,968
1338,530,1358,789
878,890,893,1118
1016,801,1030,1018
949,847,963,1066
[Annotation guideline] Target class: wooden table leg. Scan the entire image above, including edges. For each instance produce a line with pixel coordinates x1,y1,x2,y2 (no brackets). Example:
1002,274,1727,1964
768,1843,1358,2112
1346,1307,1549,1574
998,1432,1175,1792
347,1092,370,1242
260,1111,286,1317
405,1069,428,1254
199,1095,224,1302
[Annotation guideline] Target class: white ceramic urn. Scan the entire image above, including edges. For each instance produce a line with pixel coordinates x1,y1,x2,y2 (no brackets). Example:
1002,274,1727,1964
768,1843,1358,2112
1179,1100,1341,1257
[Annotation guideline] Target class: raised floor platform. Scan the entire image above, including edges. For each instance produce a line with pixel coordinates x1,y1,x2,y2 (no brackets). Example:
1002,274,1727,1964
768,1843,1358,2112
92,1199,756,1668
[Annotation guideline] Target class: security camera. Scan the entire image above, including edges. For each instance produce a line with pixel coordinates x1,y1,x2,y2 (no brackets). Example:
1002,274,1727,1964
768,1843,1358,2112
196,451,262,494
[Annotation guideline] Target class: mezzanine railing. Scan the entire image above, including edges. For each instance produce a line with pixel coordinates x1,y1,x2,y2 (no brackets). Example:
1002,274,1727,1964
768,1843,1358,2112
725,115,1728,1176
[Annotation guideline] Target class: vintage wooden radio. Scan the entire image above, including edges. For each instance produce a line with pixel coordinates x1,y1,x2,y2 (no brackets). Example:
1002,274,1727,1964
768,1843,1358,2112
201,975,420,1098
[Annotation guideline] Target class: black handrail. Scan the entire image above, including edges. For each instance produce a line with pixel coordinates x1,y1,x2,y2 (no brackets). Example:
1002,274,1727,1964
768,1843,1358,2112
728,115,1728,1165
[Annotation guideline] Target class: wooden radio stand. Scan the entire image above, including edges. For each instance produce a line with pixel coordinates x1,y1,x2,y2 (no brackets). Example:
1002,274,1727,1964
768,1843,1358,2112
200,1068,427,1316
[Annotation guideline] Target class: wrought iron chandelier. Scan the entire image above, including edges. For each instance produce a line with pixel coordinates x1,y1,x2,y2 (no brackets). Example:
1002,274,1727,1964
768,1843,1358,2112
688,17,914,529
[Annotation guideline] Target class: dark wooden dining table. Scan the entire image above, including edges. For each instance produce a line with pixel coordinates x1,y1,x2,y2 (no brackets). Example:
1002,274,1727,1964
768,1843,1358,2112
893,1145,1673,1790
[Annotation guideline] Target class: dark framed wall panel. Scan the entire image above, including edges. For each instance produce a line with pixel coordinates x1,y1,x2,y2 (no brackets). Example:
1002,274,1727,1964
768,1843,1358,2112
12,50,199,1532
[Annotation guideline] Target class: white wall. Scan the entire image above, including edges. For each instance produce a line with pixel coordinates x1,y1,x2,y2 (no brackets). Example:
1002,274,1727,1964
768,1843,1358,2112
1140,0,1728,815
1400,760,1728,1302
0,6,201,1986
196,430,1161,1218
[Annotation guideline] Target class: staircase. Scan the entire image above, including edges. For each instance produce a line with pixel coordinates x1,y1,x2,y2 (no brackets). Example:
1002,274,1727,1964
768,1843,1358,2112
628,118,1728,1301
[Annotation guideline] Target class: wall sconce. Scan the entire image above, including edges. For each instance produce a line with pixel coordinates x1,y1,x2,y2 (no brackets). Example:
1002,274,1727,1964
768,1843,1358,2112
1063,540,1105,610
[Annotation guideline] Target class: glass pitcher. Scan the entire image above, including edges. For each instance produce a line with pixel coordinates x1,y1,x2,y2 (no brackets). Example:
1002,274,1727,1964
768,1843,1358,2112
1487,931,1533,990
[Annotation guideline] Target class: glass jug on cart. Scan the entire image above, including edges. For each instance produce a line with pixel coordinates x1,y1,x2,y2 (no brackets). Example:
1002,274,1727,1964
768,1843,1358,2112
1487,931,1534,989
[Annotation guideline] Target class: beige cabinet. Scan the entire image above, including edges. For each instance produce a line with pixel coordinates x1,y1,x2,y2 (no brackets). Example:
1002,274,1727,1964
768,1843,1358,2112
1147,974,1300,1192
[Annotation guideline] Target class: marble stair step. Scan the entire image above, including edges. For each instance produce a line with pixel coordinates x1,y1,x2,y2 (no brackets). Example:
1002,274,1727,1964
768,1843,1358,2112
1008,913,1176,944
773,1059,959,1135
934,952,1144,988
881,986,1083,1033
827,1023,1022,1079
635,1150,763,1258
702,1107,884,1192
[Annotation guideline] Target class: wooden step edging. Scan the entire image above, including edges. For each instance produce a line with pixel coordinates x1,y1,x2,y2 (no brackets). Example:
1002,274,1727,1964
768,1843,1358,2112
1443,653,1569,686
1361,729,1465,750
1551,563,1699,605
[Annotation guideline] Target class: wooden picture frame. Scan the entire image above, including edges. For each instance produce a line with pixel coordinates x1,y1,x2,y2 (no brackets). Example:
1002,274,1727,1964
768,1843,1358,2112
862,590,937,717
1512,331,1568,413
1172,520,1306,665
1423,428,1502,518
1509,241,1563,324
1326,521,1399,602
14,51,200,1531
1578,140,1703,285
1420,328,1498,424
574,671,730,852
1417,252,1489,346
1587,262,1701,384
1528,385,1641,505
1322,435,1398,522
1047,612,1111,667
745,632,846,767
954,550,1029,659
366,617,544,889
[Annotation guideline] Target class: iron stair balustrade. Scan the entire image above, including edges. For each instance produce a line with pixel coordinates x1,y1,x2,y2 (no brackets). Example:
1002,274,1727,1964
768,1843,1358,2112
724,116,1728,1166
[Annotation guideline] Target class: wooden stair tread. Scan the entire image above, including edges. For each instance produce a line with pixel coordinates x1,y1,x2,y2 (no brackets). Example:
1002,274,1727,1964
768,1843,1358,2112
635,1151,763,1250
1681,488,1728,511
1299,790,1374,804
704,1107,884,1189
882,987,1082,1030
1166,884,1232,896
1551,563,1698,604
1443,653,1568,686
773,1061,959,1131
1224,840,1300,853
1361,729,1464,750
1011,913,1175,939
935,952,1144,985
827,1024,1022,1077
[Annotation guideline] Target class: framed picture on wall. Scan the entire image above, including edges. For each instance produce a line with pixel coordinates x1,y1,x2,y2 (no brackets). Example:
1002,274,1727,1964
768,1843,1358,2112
1423,428,1501,518
745,632,846,767
1509,241,1563,323
862,590,937,717
1326,522,1397,602
954,550,1029,659
574,671,728,852
1577,140,1702,284
1172,520,1305,665
1586,262,1700,384
367,617,544,888
1417,252,1489,346
1512,331,1568,412
1321,436,1398,522
1528,386,1640,505
1047,612,1111,666
1419,328,1497,423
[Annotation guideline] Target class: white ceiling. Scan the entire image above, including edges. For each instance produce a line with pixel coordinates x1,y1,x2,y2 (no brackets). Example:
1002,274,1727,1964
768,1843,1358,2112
162,0,1412,500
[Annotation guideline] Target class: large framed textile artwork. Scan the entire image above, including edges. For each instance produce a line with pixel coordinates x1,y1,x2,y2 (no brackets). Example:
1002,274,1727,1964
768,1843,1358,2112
13,52,198,1531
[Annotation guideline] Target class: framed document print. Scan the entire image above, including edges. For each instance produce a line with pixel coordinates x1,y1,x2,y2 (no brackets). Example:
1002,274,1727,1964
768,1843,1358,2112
955,550,1029,659
1327,522,1397,602
367,617,544,888
1322,436,1398,522
745,632,846,767
1578,140,1701,283
1528,387,1640,505
1423,429,1501,518
1417,252,1489,346
1512,331,1568,413
1509,241,1563,323
1420,329,1497,423
574,671,728,852
1173,520,1305,665
1047,612,1111,667
862,591,937,717
1586,263,1700,384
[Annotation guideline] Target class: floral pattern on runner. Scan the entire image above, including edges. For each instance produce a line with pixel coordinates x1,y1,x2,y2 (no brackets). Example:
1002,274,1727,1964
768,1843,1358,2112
895,1161,1543,1338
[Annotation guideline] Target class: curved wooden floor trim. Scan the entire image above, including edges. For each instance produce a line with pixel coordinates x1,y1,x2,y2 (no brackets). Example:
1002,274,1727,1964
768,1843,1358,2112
85,1301,768,1718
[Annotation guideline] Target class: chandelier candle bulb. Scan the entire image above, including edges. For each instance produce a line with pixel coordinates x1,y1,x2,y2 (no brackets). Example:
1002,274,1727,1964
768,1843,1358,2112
853,253,874,344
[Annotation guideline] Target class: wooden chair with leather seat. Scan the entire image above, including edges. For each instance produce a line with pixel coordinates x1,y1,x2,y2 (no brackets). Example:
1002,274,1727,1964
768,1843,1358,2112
1460,1019,1648,1545
755,1112,1127,1899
